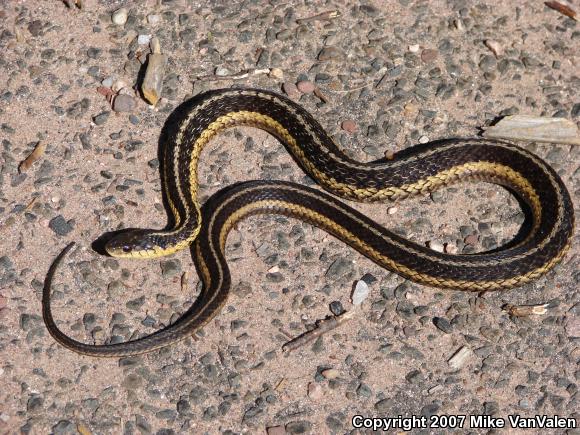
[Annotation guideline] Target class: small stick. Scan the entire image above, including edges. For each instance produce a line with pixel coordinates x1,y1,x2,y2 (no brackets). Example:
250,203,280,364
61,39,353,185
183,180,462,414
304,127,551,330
180,272,188,293
282,310,356,352
545,1,577,21
197,68,275,81
296,10,341,24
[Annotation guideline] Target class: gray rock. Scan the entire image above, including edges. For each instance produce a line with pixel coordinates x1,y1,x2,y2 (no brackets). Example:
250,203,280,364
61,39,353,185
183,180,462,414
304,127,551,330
49,215,74,236
113,94,136,112
285,420,312,434
93,111,110,125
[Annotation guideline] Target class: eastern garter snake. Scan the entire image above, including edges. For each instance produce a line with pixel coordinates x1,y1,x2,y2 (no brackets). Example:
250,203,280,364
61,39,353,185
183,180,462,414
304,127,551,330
43,88,574,357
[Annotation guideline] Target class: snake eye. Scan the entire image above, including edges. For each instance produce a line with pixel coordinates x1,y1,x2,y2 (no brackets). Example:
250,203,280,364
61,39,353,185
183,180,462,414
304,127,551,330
122,245,132,253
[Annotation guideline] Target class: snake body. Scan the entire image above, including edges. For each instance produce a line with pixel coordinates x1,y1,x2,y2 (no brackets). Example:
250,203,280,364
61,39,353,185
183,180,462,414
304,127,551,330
43,88,574,357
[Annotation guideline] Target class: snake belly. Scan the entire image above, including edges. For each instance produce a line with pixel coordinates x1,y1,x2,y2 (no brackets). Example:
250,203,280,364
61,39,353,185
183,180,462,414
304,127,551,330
42,88,574,357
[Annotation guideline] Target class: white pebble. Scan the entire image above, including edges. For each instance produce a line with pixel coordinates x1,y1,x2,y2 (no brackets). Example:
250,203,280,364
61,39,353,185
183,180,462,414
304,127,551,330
427,240,444,252
351,280,369,306
112,79,129,93
387,206,398,215
111,8,128,25
101,77,114,88
445,243,458,254
147,14,161,25
419,135,429,144
321,368,340,379
137,34,152,45
215,66,230,76
408,44,420,53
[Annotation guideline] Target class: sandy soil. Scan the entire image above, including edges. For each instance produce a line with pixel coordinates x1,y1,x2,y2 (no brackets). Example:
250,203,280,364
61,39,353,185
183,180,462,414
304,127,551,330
0,1,578,434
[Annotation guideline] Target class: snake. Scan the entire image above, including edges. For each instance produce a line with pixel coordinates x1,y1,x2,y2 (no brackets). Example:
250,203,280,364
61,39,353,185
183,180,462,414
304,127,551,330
42,88,575,357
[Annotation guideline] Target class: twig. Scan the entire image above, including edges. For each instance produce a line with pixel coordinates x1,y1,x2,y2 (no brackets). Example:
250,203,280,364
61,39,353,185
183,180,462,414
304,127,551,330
545,1,577,21
197,68,278,81
282,310,356,352
296,10,341,24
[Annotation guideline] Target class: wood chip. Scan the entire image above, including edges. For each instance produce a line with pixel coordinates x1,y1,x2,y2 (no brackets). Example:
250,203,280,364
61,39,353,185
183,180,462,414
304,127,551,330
19,142,46,173
483,115,580,145
141,37,166,105
448,346,473,369
504,303,549,317
545,1,577,21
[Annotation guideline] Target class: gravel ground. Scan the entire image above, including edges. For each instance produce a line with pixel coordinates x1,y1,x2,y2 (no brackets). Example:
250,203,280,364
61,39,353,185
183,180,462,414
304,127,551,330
1,1,579,434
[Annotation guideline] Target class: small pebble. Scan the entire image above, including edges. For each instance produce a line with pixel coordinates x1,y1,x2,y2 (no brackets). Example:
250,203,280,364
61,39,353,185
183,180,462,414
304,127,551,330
137,34,152,45
215,66,230,76
387,206,398,215
266,426,285,435
113,94,136,112
427,240,444,252
384,150,395,160
48,215,73,236
317,46,343,61
408,44,420,53
351,280,369,306
444,243,458,254
147,14,161,25
296,80,315,94
269,68,284,79
321,369,340,379
112,80,129,93
433,316,452,333
421,49,438,63
101,77,114,88
418,135,429,144
464,234,479,245
282,82,300,99
111,8,128,25
484,40,503,57
307,382,323,400
93,111,110,125
341,119,358,133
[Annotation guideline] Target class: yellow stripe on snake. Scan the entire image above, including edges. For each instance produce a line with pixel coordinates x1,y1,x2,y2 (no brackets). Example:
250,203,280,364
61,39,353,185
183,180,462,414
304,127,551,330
42,88,575,357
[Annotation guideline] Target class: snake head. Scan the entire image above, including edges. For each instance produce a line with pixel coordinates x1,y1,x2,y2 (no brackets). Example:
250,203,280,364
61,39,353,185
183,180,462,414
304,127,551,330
105,229,160,258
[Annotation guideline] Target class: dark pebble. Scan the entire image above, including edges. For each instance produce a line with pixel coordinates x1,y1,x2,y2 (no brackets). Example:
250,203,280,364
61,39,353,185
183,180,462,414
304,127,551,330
93,111,110,125
433,317,452,333
52,420,75,434
329,300,344,315
285,420,312,434
49,215,74,236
